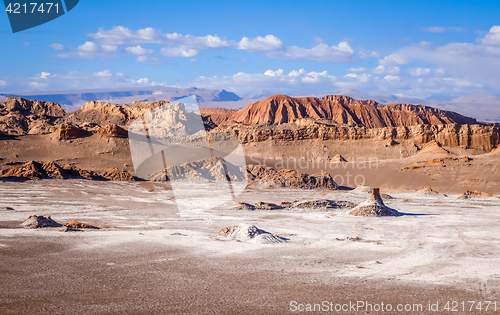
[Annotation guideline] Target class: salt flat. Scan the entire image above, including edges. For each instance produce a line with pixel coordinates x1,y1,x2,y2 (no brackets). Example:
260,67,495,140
0,180,499,314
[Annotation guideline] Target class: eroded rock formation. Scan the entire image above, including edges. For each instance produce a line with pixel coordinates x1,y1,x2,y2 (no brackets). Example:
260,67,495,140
0,98,64,135
0,160,134,181
246,164,338,189
228,94,477,127
213,120,499,152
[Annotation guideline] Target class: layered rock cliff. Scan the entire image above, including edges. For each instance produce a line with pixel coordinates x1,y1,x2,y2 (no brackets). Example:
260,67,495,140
213,119,500,152
228,94,478,127
1,96,498,152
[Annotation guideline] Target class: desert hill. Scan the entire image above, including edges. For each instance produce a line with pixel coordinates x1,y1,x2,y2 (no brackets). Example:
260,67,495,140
0,98,65,135
199,108,237,125
0,98,217,137
1,95,500,193
227,94,478,127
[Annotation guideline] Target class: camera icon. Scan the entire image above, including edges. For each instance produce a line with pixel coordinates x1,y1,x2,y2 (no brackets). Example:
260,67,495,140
128,96,248,217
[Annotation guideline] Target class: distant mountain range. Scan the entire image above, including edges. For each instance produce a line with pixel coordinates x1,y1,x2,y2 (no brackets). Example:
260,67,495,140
0,87,256,112
1,87,499,122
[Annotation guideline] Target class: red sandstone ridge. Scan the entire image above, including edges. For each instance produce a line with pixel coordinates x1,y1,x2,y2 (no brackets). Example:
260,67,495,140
228,94,478,127
199,108,237,125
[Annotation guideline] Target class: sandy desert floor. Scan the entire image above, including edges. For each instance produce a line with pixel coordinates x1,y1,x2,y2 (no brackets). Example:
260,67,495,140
1,180,499,314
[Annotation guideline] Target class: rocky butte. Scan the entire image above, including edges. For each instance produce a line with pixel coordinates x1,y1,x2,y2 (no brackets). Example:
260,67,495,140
208,94,499,158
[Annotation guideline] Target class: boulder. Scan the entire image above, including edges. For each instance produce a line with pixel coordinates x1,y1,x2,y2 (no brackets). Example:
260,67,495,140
100,168,135,181
349,188,399,217
22,215,62,228
52,123,90,140
95,124,128,138
330,154,347,163
217,224,287,244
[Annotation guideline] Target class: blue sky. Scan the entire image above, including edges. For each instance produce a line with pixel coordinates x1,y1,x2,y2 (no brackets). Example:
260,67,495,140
1,0,500,98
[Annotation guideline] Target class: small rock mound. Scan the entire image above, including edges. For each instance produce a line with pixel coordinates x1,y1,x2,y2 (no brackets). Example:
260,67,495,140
459,190,499,200
100,168,135,181
42,160,65,178
0,160,134,181
217,224,287,244
381,193,395,200
459,156,473,163
246,165,338,189
330,154,348,163
417,186,444,196
52,123,90,140
234,202,256,210
255,201,283,210
0,161,45,179
352,185,372,193
385,139,398,147
349,188,399,217
288,199,339,210
65,220,98,229
96,124,128,138
416,140,450,156
22,215,62,228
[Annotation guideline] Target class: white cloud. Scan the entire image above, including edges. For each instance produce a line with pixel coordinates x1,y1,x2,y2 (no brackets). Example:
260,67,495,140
160,47,199,57
302,71,329,83
237,35,283,52
264,69,284,77
49,43,64,50
78,41,99,52
88,26,232,50
188,64,500,100
55,41,117,60
79,26,371,63
379,52,410,66
346,67,366,72
191,69,339,95
136,56,164,65
22,42,30,46
0,70,158,93
124,45,152,55
100,45,118,53
95,70,112,77
268,41,357,63
40,72,50,79
481,25,500,45
409,67,431,76
378,28,500,93
289,69,305,77
136,78,150,85
372,65,401,76
384,75,400,81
